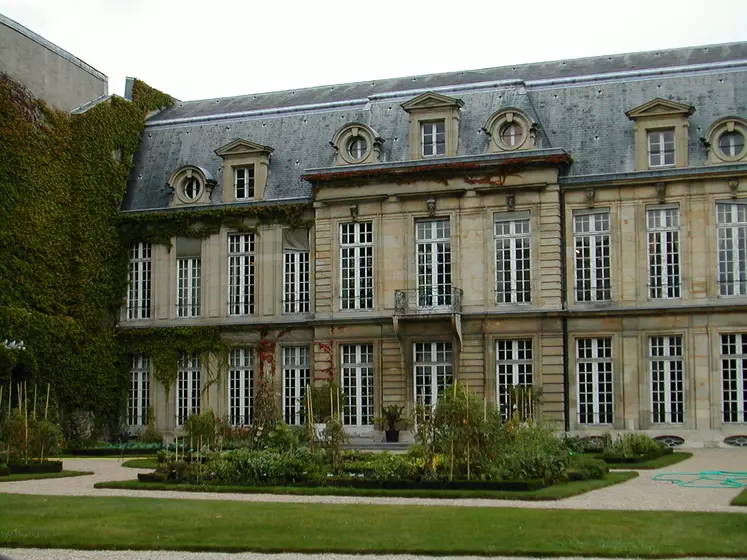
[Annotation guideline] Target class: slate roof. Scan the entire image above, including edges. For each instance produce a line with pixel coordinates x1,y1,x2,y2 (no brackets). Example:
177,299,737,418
124,42,747,212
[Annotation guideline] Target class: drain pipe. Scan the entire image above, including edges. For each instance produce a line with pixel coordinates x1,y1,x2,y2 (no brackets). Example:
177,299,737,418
559,183,570,432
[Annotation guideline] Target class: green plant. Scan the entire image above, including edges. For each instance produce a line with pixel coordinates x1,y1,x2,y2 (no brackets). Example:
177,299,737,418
323,416,349,472
601,433,667,460
375,405,409,432
136,407,163,444
568,453,609,480
306,382,346,423
182,409,217,451
266,422,299,453
498,422,570,483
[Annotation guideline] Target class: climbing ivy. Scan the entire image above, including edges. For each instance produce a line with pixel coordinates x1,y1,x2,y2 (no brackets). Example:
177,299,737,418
0,74,172,431
119,203,312,247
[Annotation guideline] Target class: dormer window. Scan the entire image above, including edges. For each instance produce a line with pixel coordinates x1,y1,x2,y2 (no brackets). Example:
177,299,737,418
485,108,535,153
332,124,381,165
648,130,675,167
168,165,214,207
215,139,273,203
235,166,255,199
421,120,445,157
402,92,463,160
706,117,747,164
625,98,694,171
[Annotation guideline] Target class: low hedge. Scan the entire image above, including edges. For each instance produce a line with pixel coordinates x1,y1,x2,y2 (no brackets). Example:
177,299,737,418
0,464,10,477
66,447,160,457
8,461,63,474
601,448,672,464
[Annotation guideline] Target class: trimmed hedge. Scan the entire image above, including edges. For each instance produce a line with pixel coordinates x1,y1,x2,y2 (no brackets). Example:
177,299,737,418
601,448,672,464
0,464,10,476
66,447,160,457
8,461,63,474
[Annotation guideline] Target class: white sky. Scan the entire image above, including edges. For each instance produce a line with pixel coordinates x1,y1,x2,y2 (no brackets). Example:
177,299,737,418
1,0,746,102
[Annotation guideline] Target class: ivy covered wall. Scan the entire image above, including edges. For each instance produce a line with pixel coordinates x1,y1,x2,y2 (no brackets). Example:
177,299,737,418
0,74,173,428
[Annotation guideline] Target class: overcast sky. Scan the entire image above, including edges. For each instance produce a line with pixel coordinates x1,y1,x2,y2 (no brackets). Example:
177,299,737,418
1,0,746,102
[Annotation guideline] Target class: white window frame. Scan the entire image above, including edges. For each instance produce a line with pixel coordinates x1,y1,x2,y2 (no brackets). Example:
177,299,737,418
494,213,531,304
283,250,310,313
648,129,675,167
416,219,452,308
234,166,255,200
228,348,253,426
650,335,684,424
574,210,611,302
421,120,445,157
176,352,201,426
340,222,374,310
228,233,255,316
496,339,533,417
177,257,201,318
127,242,151,320
128,355,150,426
413,342,453,411
647,206,681,299
282,346,310,426
576,338,614,425
717,202,747,296
720,334,747,423
341,344,374,427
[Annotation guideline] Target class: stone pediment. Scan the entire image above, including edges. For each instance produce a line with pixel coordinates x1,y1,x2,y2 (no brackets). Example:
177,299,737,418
214,138,274,158
625,98,695,120
401,91,464,113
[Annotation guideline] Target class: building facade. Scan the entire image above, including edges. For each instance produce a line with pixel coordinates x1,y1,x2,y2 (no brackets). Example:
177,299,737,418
121,42,747,447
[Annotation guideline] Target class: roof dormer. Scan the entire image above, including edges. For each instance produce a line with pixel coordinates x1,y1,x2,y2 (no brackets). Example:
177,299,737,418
168,165,215,207
402,92,464,160
215,138,274,203
625,98,695,170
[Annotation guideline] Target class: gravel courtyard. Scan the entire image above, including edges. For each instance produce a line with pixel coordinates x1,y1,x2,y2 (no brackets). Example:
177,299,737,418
1,448,745,513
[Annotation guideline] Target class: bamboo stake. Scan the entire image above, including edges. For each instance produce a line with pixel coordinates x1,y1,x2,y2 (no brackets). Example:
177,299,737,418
33,385,37,421
336,384,341,421
45,384,50,420
0,386,3,415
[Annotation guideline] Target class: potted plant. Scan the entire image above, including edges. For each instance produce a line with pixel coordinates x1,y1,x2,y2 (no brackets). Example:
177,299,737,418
375,405,409,443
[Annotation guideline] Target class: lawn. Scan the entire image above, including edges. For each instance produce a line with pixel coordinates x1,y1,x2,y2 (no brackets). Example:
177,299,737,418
601,451,693,470
95,471,638,500
733,487,747,506
121,458,158,469
0,493,745,556
0,470,92,482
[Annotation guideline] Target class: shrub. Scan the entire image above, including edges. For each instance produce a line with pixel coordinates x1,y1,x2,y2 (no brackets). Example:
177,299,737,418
562,434,588,454
136,407,163,444
306,382,346,423
0,463,10,476
265,422,299,453
568,453,609,480
370,453,419,481
497,422,570,483
601,433,667,460
182,409,217,450
211,448,321,485
29,418,63,460
9,460,63,474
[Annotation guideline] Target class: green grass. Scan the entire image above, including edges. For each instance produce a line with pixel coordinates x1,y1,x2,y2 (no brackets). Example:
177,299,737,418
732,487,747,506
0,470,93,482
0,493,745,556
95,472,638,500
121,458,158,469
602,451,693,470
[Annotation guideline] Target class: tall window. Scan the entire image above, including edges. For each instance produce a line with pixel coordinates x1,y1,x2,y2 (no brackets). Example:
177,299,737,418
650,336,684,424
416,219,452,307
496,340,533,417
282,346,310,425
341,344,374,427
495,213,531,304
721,334,747,423
648,130,675,167
577,338,613,424
647,207,681,299
283,229,310,313
234,166,255,199
228,233,255,315
414,342,453,411
574,211,611,302
127,242,151,320
229,348,253,426
177,257,201,317
128,355,150,426
717,202,747,296
421,120,445,157
340,222,374,310
176,352,200,425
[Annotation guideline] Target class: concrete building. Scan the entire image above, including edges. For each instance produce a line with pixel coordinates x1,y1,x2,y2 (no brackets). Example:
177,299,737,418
122,42,747,448
0,13,107,111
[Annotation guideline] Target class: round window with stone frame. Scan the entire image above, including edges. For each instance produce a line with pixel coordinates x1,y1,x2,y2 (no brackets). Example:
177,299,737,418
182,176,202,201
486,109,533,152
707,117,747,163
347,136,368,162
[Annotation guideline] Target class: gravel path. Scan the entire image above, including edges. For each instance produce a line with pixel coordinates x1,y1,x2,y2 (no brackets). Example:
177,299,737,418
0,449,745,512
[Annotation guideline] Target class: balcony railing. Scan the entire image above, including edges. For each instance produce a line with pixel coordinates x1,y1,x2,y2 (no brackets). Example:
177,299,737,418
394,287,463,315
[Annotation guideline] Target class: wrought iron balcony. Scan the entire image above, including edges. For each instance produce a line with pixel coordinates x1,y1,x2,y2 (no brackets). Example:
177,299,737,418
394,287,463,316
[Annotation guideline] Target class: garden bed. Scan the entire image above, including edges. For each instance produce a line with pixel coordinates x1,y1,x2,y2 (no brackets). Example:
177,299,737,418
602,451,692,470
64,446,161,457
0,470,93,482
99,471,638,500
